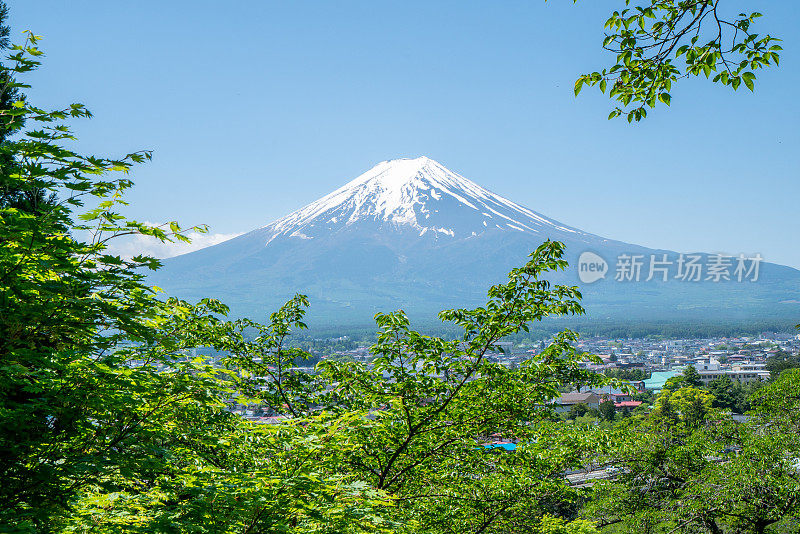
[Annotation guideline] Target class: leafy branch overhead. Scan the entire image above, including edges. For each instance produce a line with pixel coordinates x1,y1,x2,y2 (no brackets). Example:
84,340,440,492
572,0,782,122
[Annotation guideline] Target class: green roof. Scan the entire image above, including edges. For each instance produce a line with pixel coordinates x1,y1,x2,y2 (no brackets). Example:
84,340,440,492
644,370,680,390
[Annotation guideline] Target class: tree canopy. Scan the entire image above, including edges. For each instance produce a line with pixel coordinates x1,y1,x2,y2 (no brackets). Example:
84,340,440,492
588,373,800,533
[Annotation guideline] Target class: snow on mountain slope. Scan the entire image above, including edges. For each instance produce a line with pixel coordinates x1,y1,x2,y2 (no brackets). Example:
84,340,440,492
154,156,800,326
263,156,583,244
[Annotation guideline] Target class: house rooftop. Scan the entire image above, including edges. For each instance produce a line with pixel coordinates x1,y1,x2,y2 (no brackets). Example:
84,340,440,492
558,391,600,405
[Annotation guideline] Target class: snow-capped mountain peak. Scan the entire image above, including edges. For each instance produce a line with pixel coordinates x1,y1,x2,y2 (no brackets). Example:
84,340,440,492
263,156,581,244
155,156,800,326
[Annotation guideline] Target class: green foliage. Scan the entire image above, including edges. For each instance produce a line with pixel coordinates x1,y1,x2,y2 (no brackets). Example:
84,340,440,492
681,365,703,387
538,515,598,534
707,374,760,413
653,386,713,427
572,0,782,122
0,33,393,533
568,403,590,420
0,3,50,215
690,372,800,533
749,368,800,431
663,364,702,391
765,349,800,380
312,240,610,532
585,401,723,532
598,400,616,422
603,368,649,381
587,376,800,533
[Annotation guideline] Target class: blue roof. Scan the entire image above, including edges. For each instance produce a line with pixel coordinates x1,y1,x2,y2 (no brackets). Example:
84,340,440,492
482,443,516,451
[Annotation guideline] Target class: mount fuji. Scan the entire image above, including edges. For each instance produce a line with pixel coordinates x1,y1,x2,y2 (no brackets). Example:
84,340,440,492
152,157,800,327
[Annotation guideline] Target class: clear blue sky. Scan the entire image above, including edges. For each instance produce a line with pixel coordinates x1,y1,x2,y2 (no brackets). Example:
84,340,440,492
10,1,800,267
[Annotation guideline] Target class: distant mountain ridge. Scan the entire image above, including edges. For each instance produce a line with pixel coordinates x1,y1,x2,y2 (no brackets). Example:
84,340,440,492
152,157,800,326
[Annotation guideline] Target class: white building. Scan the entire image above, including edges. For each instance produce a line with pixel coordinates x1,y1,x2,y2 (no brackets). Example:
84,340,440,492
695,360,770,385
